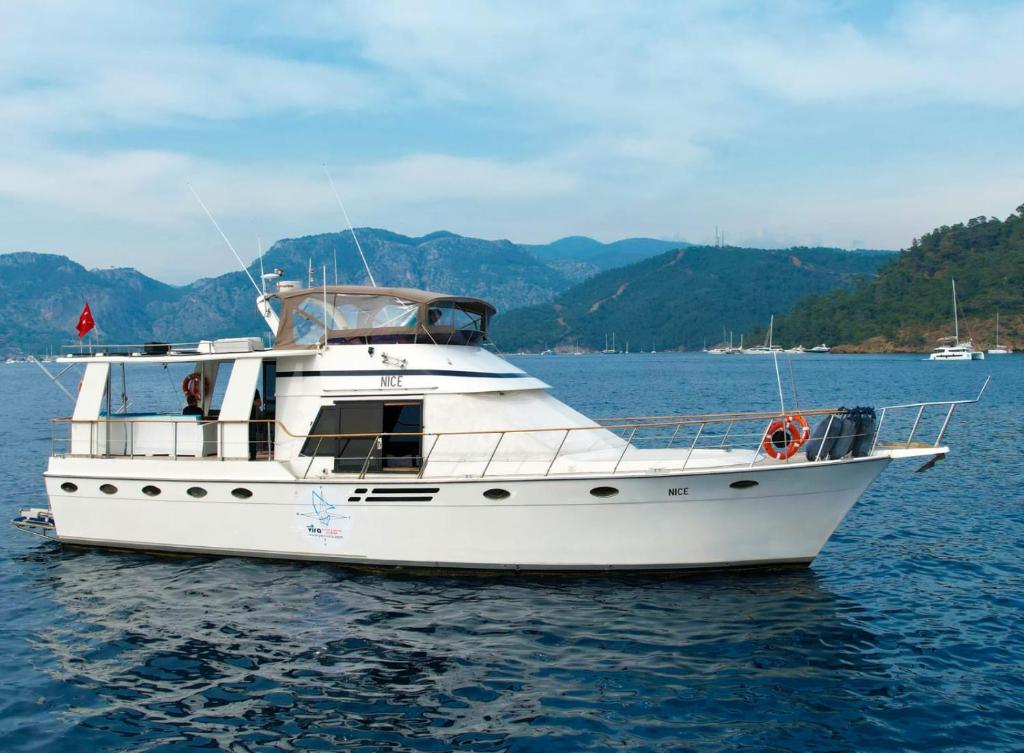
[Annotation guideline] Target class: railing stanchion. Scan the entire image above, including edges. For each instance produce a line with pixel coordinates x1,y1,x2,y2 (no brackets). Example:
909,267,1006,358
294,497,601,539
815,414,835,461
870,408,886,454
612,428,637,474
682,424,704,471
935,404,957,447
482,433,505,478
906,405,926,448
545,430,571,477
750,421,772,469
417,433,437,479
359,434,381,479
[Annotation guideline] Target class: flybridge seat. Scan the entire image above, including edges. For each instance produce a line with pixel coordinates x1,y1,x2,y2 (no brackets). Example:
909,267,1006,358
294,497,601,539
274,286,496,348
98,413,216,457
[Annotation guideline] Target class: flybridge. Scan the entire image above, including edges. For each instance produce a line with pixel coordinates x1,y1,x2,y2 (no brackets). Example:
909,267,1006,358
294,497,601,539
59,337,267,360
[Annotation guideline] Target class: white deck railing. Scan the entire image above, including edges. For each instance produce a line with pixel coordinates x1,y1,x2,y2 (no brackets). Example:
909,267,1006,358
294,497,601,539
49,377,988,479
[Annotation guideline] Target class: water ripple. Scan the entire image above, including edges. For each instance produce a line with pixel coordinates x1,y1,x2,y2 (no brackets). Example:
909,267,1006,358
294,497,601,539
2,355,1023,752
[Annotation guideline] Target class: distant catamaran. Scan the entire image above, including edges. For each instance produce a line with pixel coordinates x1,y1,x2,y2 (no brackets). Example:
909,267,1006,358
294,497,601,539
929,279,984,361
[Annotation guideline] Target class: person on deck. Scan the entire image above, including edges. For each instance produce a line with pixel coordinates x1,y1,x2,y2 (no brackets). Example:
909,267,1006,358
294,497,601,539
249,390,264,460
182,394,203,417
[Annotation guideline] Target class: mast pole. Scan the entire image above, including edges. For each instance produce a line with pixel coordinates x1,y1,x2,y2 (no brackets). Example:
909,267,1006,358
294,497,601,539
952,279,959,342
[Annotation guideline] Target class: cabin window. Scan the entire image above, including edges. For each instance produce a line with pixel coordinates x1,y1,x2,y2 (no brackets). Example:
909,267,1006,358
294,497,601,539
423,302,487,345
293,294,419,345
293,298,330,345
301,400,423,474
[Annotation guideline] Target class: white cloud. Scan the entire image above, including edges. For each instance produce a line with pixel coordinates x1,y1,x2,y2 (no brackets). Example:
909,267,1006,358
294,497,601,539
0,0,1023,278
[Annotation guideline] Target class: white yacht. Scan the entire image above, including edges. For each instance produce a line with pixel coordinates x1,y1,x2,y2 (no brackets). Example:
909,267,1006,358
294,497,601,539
987,313,1012,355
15,281,983,571
929,279,984,361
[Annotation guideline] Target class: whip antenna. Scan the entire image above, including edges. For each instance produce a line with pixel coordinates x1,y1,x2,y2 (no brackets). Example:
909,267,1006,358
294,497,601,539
257,236,266,296
323,164,376,286
188,184,261,295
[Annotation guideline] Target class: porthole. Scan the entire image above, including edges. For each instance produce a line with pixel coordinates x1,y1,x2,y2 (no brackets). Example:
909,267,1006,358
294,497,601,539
231,488,253,499
483,488,510,500
142,485,161,497
729,479,759,490
590,486,619,498
99,483,118,495
187,487,207,499
60,482,78,493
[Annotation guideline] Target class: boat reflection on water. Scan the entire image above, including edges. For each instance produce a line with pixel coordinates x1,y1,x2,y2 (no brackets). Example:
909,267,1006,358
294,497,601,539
22,547,898,752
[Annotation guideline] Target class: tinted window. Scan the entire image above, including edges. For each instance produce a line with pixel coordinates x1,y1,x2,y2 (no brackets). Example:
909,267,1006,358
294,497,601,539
301,406,340,456
382,403,423,469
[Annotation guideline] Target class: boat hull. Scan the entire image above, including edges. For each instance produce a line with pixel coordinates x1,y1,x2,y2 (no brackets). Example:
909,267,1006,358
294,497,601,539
43,456,889,571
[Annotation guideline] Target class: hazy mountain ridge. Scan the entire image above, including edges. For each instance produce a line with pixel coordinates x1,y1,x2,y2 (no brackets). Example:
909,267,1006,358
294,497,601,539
0,230,692,354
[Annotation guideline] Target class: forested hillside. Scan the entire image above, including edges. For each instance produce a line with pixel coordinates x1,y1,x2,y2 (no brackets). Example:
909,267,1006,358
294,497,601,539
774,209,1024,351
490,246,892,352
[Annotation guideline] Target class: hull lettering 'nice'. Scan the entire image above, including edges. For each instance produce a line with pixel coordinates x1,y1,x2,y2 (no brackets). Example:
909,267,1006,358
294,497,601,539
14,278,988,571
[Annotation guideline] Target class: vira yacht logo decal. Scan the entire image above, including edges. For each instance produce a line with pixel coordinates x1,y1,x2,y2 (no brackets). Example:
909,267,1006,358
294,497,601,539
296,486,352,547
311,488,334,525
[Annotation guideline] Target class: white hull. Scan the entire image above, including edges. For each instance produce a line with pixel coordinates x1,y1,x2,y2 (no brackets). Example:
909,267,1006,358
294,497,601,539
44,456,890,570
929,350,984,361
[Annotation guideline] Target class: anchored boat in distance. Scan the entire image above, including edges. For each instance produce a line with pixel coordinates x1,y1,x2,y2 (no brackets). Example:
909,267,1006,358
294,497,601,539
930,279,984,361
15,278,988,571
987,313,1013,355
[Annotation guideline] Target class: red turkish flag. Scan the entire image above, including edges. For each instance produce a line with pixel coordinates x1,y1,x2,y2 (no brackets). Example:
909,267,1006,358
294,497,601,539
76,302,95,338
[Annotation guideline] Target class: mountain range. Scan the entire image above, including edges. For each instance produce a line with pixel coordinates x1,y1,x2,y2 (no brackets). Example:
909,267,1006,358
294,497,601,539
0,230,688,355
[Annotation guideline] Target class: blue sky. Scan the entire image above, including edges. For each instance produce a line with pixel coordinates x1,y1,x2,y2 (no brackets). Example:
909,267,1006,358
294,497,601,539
1,1,1022,282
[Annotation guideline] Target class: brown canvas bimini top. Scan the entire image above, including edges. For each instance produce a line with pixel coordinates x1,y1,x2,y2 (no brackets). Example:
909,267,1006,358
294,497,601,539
274,285,496,349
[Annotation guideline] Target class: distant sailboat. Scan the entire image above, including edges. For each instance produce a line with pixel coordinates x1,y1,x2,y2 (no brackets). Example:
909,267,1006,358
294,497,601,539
987,313,1013,355
744,316,783,355
929,279,984,361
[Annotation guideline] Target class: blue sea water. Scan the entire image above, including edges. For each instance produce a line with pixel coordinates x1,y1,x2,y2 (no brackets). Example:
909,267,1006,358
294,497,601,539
1,353,1022,752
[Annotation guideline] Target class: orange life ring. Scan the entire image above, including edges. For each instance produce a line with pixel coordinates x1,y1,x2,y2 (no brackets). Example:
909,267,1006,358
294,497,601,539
181,373,210,399
762,414,810,460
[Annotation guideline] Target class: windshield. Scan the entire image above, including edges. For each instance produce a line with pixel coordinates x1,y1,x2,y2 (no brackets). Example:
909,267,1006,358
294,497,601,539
290,294,419,345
